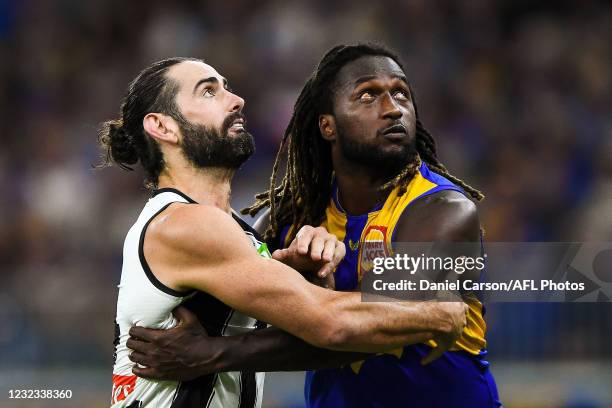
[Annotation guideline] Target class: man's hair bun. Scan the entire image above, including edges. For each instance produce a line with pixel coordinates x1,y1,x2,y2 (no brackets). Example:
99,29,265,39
99,119,138,169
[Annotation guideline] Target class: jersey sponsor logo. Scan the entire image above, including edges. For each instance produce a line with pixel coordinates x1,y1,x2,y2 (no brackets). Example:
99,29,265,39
348,239,360,251
359,225,391,278
111,374,136,404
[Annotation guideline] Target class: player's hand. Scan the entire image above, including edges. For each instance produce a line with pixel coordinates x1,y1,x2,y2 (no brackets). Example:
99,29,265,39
308,272,336,290
127,306,219,381
421,301,468,365
272,225,345,279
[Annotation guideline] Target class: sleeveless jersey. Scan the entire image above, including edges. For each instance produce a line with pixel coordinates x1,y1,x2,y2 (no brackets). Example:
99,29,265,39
280,163,501,407
111,188,268,408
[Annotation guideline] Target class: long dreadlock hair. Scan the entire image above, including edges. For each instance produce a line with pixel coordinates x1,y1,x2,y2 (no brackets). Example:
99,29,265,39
242,44,484,242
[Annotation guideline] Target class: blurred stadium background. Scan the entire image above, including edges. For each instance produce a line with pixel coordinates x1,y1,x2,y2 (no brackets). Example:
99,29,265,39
0,0,611,407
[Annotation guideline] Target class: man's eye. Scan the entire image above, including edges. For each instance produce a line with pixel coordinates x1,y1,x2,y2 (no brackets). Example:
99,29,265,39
203,88,216,97
393,90,409,101
359,92,375,102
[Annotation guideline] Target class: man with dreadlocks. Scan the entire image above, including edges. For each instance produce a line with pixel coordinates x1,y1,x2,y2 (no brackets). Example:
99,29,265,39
127,45,501,407
248,43,500,408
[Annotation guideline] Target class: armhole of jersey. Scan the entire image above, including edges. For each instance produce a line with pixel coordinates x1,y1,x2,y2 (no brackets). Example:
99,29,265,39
389,185,467,243
231,212,265,242
139,202,193,297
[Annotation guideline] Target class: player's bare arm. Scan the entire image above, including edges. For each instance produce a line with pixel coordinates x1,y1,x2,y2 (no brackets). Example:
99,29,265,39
141,202,467,352
127,193,474,380
393,189,481,364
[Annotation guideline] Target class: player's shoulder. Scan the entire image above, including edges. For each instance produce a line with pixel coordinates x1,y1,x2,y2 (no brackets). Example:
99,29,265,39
396,190,479,241
415,189,477,217
147,202,246,255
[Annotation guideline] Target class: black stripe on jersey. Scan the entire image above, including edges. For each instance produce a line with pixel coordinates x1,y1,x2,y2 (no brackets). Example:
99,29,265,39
183,292,233,336
239,316,267,407
170,293,261,407
152,188,197,203
139,203,193,297
205,387,217,408
170,373,217,408
238,372,257,408
113,321,120,365
171,292,232,407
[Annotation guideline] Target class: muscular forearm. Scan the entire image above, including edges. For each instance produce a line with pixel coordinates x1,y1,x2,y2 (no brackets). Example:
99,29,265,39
213,327,369,372
199,326,436,374
327,296,457,352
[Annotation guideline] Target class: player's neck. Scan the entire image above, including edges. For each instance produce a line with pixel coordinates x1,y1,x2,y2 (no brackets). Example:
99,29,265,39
334,161,391,215
157,165,234,213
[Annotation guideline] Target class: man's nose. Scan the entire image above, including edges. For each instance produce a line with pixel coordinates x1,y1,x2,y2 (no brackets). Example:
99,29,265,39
229,93,245,113
381,93,402,120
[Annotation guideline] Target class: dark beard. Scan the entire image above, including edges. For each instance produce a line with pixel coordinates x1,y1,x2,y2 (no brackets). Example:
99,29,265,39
177,112,255,169
336,127,418,177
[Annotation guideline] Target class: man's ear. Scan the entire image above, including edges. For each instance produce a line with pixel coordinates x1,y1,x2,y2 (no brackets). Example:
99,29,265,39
319,114,337,142
143,113,180,145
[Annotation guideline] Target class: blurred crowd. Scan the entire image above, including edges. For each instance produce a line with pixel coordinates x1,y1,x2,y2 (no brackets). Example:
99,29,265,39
0,0,610,374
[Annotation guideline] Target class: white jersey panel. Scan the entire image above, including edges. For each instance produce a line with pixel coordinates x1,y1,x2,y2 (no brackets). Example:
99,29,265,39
111,190,266,408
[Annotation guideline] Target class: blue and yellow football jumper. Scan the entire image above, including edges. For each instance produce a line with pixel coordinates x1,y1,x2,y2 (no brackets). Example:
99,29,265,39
280,162,501,408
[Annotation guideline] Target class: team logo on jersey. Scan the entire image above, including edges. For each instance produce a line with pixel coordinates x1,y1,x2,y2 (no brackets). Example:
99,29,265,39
348,239,360,251
256,242,272,258
111,374,136,404
245,232,272,259
359,225,391,278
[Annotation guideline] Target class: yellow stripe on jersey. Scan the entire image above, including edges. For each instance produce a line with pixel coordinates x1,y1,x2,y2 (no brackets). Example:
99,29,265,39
322,202,347,243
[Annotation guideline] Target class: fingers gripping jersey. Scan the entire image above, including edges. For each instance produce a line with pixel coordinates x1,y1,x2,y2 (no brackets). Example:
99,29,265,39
111,188,268,408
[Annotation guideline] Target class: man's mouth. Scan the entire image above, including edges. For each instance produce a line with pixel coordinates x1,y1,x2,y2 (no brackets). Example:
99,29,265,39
229,118,246,132
381,124,407,138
